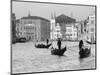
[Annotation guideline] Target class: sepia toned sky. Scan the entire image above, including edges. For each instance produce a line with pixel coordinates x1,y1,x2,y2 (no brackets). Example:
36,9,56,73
12,1,95,21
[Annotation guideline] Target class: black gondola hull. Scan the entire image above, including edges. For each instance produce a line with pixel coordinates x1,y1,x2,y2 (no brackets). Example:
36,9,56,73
86,41,96,44
79,48,91,58
51,47,66,56
35,43,51,48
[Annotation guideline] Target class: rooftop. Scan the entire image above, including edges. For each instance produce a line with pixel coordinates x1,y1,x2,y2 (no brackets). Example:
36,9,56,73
55,14,76,24
21,15,50,22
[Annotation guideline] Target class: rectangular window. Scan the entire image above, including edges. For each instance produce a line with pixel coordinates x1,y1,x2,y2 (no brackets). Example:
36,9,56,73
91,28,94,32
91,20,94,24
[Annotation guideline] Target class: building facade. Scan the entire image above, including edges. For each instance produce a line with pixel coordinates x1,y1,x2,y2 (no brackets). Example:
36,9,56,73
86,15,95,43
55,23,62,39
50,14,62,40
50,14,77,40
75,22,82,40
65,24,77,40
16,15,50,41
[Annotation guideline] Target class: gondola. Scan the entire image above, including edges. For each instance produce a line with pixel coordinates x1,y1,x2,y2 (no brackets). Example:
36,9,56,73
51,46,66,56
35,43,52,48
79,47,91,58
12,38,28,44
86,40,96,44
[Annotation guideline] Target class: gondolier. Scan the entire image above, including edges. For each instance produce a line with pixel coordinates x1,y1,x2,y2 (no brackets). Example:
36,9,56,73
46,39,49,45
57,38,61,50
79,40,84,50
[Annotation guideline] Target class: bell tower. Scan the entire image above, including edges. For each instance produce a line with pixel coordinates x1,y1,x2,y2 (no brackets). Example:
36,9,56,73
50,12,56,40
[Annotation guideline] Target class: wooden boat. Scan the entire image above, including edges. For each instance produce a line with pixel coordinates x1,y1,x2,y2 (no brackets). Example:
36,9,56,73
51,46,66,56
86,40,96,44
79,47,91,58
35,43,52,48
12,38,28,44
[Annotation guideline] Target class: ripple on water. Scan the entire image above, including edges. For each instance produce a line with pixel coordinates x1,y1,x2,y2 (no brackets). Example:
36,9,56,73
12,42,96,73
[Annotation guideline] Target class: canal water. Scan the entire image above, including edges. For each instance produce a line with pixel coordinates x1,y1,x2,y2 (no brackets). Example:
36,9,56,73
12,41,96,74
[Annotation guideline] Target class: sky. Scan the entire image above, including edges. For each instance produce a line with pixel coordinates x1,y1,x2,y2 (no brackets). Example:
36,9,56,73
12,1,95,21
